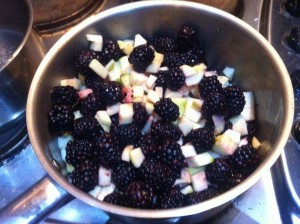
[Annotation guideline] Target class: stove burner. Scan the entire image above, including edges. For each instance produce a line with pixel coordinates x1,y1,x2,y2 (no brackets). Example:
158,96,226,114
287,27,300,53
285,0,300,17
32,0,104,35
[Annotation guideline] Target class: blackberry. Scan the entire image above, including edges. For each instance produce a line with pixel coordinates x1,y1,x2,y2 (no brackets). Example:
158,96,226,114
125,181,156,209
166,68,185,91
156,140,185,172
84,73,104,91
154,36,178,54
223,85,245,117
115,123,142,148
158,187,186,209
97,133,121,169
133,103,149,129
103,192,127,206
112,161,138,190
97,81,123,106
72,159,98,192
229,145,260,171
109,114,119,134
51,86,79,109
79,93,105,116
72,116,104,139
201,92,228,119
101,38,123,64
137,134,158,156
176,25,198,52
66,138,97,165
151,120,182,143
153,70,168,88
48,104,74,132
181,46,205,66
246,121,257,141
128,44,155,72
205,158,243,187
162,52,184,68
154,98,179,122
75,50,104,76
198,75,223,99
140,158,177,192
186,186,223,204
190,127,215,154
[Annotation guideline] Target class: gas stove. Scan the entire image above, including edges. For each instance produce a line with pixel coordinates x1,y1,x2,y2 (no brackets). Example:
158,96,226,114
0,0,299,223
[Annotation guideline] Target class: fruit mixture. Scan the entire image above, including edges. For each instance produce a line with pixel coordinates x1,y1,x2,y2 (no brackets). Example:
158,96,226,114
48,25,261,209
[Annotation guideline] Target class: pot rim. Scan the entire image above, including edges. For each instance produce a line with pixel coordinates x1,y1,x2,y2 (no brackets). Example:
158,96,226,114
26,0,294,219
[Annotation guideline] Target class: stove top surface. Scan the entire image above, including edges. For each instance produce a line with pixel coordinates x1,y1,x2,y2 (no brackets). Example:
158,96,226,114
1,0,300,223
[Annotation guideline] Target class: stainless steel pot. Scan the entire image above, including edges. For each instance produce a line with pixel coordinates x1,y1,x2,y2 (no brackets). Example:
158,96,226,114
2,1,295,223
0,0,45,156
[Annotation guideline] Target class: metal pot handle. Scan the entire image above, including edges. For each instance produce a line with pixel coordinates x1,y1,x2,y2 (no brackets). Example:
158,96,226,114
0,175,72,224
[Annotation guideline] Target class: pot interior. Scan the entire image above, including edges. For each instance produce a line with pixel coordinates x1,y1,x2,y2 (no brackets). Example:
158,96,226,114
27,1,294,222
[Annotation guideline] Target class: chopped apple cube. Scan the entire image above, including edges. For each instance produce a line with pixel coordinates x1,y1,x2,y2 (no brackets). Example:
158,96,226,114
154,51,164,63
106,102,121,116
252,136,261,149
60,78,82,90
130,147,145,168
134,34,147,47
118,56,132,74
217,75,229,87
229,114,248,136
98,166,112,186
178,116,194,136
142,115,154,133
145,102,154,114
89,59,108,79
146,61,161,73
95,110,112,132
213,129,241,156
165,88,183,98
191,171,208,192
181,143,197,158
133,86,144,99
186,152,214,167
193,63,207,72
223,66,235,80
155,86,163,99
171,98,188,118
86,34,103,52
180,64,197,77
147,89,160,103
107,60,121,81
119,103,134,125
185,71,204,86
57,135,73,150
89,185,102,198
122,145,133,162
181,185,194,195
212,115,225,135
120,73,131,87
97,183,115,201
146,75,158,89
130,70,146,86
241,91,255,121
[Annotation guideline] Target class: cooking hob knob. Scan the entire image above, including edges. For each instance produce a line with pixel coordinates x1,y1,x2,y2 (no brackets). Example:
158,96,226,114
287,27,300,53
290,70,300,96
285,0,300,17
293,120,300,143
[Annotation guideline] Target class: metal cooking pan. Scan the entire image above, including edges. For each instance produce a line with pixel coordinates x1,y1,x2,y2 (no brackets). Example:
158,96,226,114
0,1,294,223
0,0,45,156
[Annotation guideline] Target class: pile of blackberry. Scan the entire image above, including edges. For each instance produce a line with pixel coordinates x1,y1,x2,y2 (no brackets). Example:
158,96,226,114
47,25,261,209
